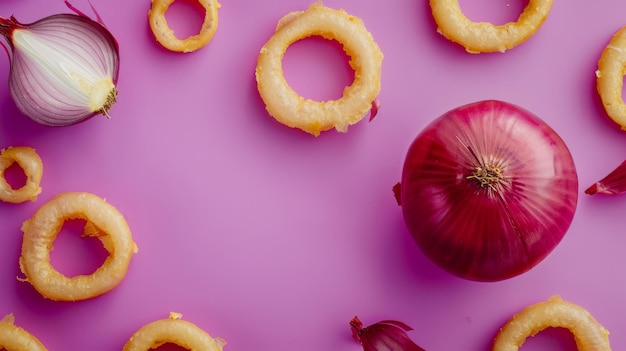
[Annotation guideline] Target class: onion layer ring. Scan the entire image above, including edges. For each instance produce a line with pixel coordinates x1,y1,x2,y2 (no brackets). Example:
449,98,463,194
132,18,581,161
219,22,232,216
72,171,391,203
0,146,43,204
493,295,611,351
149,0,220,52
19,192,138,301
597,26,626,130
255,2,383,136
429,0,554,53
123,312,225,351
0,314,48,351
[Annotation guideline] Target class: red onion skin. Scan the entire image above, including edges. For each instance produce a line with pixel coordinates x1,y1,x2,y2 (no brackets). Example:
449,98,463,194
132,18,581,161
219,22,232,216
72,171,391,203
397,100,578,281
585,160,626,195
350,316,426,351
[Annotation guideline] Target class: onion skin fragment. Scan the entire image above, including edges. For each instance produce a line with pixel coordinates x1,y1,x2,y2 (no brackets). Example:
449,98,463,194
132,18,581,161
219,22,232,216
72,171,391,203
396,100,578,281
350,316,426,351
585,160,626,195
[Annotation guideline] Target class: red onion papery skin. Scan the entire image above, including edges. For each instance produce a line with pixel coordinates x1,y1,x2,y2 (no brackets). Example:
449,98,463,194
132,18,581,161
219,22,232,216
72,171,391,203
350,316,426,351
585,160,626,195
0,13,119,126
395,100,578,281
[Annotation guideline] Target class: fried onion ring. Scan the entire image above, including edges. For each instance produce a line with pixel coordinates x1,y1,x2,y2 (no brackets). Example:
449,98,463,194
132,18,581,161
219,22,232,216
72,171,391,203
0,314,48,351
255,2,383,136
493,295,611,351
123,312,226,351
19,192,138,301
597,26,626,130
429,0,554,53
149,0,220,52
0,146,43,204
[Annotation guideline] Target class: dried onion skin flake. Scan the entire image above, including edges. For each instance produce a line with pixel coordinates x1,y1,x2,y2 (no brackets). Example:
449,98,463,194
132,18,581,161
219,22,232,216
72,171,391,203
123,312,225,351
493,296,611,351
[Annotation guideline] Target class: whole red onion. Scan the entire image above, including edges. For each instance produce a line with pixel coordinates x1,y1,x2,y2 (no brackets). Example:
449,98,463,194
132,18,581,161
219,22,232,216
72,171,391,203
394,100,578,281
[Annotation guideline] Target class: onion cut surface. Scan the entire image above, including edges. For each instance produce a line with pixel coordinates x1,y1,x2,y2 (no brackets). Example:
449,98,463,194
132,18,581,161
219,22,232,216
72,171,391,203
0,11,120,126
395,100,578,281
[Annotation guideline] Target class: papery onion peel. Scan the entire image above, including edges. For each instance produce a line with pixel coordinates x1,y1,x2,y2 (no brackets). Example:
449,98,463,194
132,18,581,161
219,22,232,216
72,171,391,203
493,295,611,351
123,312,225,351
395,100,578,281
429,0,554,53
19,192,138,301
585,159,626,195
255,2,383,136
149,0,221,53
0,146,43,204
350,316,425,351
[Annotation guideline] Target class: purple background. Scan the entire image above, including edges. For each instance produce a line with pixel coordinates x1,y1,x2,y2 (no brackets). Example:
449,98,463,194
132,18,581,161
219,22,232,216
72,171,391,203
0,0,624,350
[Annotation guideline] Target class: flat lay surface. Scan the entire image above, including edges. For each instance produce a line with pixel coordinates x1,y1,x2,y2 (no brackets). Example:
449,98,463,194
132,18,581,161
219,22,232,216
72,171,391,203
1,0,626,350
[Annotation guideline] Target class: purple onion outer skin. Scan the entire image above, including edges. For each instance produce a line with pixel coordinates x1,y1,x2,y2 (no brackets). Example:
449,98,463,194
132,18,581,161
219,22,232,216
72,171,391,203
350,316,426,351
397,100,578,281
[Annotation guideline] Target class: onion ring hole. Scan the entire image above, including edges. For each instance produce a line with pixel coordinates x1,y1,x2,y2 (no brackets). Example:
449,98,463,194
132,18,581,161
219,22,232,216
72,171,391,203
255,1,383,136
0,146,43,204
149,0,220,52
429,0,554,53
493,295,611,351
50,219,111,277
0,314,48,351
597,26,626,130
19,192,138,301
282,36,354,102
123,312,226,351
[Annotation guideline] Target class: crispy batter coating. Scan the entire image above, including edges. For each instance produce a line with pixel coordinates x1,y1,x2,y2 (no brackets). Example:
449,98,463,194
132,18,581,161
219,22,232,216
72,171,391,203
255,2,383,136
493,296,611,351
430,0,553,53
19,192,138,301
149,0,220,52
0,146,42,204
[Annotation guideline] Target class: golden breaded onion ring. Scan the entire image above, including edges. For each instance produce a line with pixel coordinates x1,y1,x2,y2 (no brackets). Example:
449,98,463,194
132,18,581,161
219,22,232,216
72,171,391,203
493,295,611,351
149,0,220,52
19,192,138,301
123,312,226,351
597,26,626,129
255,2,383,136
0,146,43,204
429,0,553,53
0,314,48,351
